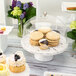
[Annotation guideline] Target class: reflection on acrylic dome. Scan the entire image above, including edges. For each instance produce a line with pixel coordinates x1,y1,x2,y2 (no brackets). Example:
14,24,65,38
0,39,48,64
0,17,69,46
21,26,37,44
23,15,67,37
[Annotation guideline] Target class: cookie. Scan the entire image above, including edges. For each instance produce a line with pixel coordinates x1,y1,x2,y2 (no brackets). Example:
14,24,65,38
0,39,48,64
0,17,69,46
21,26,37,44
67,7,76,10
9,65,25,73
30,39,39,46
46,31,60,47
40,45,49,50
0,61,6,64
46,31,60,41
39,27,51,34
30,31,44,41
1,27,6,31
0,52,6,64
48,41,59,45
0,30,4,34
39,39,49,50
46,38,59,43
39,39,48,45
48,42,59,47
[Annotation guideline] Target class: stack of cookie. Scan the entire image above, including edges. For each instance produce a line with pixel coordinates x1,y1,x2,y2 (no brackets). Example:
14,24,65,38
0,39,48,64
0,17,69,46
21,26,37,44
29,27,60,50
30,30,44,46
46,31,60,47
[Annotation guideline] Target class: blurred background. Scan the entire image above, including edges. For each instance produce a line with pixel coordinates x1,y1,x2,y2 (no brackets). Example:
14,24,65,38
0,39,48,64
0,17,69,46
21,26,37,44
0,0,76,26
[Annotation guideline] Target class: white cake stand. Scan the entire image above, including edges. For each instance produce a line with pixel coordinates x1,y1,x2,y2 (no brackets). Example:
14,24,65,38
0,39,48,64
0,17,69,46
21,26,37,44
6,58,30,76
21,34,68,61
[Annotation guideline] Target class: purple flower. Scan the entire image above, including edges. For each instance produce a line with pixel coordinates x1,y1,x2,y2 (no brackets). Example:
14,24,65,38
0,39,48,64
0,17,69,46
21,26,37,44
23,3,29,10
16,1,21,8
20,12,26,19
12,0,17,9
23,12,26,16
29,2,33,6
16,1,21,5
16,4,21,8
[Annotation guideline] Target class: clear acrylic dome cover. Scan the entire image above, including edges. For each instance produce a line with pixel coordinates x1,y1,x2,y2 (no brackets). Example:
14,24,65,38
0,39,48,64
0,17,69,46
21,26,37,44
21,15,68,62
23,15,67,37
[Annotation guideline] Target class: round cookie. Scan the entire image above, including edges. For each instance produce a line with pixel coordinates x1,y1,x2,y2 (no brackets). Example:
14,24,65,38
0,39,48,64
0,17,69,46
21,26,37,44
30,31,44,41
46,31,60,41
39,27,51,34
39,39,49,50
30,39,39,46
48,42,59,47
39,39,48,46
46,38,60,43
9,65,25,73
40,45,49,50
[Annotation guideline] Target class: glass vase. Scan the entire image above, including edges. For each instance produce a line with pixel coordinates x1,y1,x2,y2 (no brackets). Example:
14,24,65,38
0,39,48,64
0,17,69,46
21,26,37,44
72,40,76,58
18,18,23,37
72,40,76,51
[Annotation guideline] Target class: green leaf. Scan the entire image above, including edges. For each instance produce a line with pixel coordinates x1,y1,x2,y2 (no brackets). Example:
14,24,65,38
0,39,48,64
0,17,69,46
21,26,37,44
10,6,12,9
72,29,76,36
25,7,36,21
23,18,26,24
67,31,76,40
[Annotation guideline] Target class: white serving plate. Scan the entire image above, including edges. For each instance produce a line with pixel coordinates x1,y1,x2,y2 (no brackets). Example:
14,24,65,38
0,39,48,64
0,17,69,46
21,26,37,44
21,34,68,61
44,71,76,76
6,58,30,76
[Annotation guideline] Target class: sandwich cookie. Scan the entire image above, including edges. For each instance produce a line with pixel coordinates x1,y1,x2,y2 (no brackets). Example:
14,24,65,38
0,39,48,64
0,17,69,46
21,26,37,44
39,27,51,35
46,31,60,47
39,39,49,50
30,31,44,46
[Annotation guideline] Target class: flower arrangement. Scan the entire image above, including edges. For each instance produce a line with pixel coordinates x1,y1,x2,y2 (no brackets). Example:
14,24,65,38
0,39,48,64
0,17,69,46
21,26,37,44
8,0,36,37
67,21,76,50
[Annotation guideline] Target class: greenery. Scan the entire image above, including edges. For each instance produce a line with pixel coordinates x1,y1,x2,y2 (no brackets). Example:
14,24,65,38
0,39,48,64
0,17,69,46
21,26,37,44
8,1,36,28
8,6,36,21
67,29,76,40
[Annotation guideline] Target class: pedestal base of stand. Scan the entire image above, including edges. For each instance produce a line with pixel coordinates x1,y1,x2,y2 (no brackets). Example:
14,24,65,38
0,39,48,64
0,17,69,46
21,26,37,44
34,54,53,61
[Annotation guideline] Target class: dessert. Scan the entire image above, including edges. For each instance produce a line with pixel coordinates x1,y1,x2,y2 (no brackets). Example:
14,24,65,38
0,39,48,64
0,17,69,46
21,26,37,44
9,51,26,73
46,31,60,47
0,64,10,76
30,30,44,46
0,30,4,34
67,7,76,10
0,51,6,64
39,39,49,50
39,27,51,35
29,28,60,50
1,27,6,31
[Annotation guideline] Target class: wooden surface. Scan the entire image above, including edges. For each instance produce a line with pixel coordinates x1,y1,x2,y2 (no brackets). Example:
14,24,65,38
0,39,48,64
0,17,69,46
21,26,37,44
4,29,76,76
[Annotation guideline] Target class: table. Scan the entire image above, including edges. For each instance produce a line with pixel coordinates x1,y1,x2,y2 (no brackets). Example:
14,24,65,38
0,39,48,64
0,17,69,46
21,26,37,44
4,29,76,76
